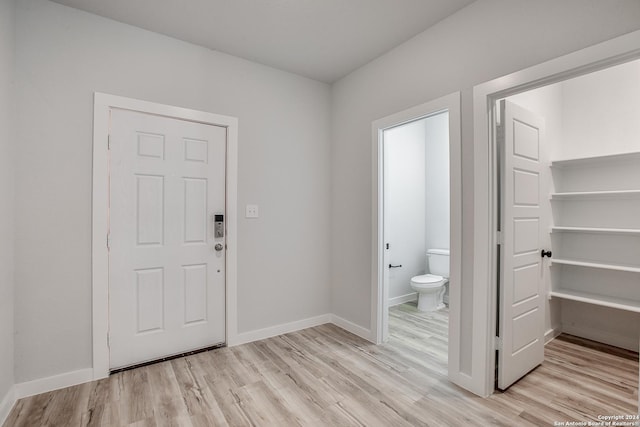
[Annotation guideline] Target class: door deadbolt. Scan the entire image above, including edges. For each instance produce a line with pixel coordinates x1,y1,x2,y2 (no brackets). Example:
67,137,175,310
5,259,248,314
214,213,224,238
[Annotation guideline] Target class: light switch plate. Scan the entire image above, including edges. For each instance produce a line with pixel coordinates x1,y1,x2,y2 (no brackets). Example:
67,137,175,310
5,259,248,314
245,204,259,218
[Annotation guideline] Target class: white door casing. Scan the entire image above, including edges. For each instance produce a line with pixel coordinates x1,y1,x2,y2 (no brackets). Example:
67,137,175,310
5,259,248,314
381,138,391,343
109,108,226,370
497,100,546,389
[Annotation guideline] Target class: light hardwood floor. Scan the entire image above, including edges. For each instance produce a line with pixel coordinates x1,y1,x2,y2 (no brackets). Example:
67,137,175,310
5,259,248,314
5,303,638,426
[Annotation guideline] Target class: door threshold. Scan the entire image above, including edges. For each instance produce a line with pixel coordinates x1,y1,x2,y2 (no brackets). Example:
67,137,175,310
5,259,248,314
109,343,226,375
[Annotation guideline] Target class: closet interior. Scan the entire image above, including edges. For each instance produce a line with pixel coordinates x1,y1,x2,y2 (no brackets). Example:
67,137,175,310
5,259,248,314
505,58,640,353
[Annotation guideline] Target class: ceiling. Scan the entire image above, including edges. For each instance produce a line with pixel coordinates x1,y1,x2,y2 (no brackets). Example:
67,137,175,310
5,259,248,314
50,0,475,83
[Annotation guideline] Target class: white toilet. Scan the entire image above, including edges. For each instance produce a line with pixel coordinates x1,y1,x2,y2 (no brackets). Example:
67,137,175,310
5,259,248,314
410,249,449,312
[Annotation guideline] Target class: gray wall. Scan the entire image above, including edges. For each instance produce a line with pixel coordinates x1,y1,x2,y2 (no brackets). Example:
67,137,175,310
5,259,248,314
330,0,640,377
0,0,15,406
14,0,331,383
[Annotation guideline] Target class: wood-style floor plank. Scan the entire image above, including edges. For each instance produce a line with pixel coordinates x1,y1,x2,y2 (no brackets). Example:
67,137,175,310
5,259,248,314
5,302,638,426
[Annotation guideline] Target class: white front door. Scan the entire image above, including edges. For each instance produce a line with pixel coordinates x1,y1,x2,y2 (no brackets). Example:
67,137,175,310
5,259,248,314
497,100,545,390
109,108,226,370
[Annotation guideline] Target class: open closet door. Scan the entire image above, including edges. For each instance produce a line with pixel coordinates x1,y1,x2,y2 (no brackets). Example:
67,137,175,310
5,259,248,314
497,100,546,390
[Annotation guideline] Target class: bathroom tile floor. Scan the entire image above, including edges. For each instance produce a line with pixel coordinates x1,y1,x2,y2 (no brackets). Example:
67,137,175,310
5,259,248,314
5,303,638,426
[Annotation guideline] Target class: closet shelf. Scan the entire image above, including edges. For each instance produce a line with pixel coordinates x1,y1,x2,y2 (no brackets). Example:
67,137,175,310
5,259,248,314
550,289,640,313
550,189,640,200
552,258,640,273
550,151,640,316
551,151,640,168
551,226,640,235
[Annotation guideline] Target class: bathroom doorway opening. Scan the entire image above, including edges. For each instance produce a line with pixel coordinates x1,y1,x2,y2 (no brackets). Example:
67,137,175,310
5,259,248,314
372,92,462,384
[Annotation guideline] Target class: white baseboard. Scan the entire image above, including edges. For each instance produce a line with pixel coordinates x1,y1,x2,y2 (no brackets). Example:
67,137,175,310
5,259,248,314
15,368,94,399
6,313,371,405
561,324,638,352
227,313,375,347
544,327,562,344
0,386,16,426
228,314,332,347
330,314,373,342
389,293,418,307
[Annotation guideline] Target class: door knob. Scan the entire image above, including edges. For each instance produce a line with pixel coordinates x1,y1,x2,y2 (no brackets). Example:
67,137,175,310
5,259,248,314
389,264,402,269
215,243,224,252
541,249,552,258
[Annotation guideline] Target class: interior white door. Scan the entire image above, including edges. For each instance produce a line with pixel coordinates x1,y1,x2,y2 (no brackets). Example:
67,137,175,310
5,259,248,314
497,100,546,390
109,108,226,370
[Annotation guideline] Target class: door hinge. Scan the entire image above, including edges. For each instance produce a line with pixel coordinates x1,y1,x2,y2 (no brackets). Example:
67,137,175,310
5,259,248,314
495,336,502,351
107,134,111,150
106,234,111,250
496,231,503,245
107,333,110,348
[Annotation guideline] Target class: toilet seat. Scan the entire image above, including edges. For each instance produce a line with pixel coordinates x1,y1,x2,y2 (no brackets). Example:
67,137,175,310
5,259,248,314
410,274,445,289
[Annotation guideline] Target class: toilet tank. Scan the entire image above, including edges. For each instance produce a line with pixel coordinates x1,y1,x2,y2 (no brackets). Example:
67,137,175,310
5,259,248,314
427,249,450,277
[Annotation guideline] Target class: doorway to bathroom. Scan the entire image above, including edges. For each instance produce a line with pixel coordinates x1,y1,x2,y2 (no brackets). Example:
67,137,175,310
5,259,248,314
372,92,463,384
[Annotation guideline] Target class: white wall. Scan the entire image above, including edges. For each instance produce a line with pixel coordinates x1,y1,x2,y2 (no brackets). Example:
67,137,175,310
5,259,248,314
14,0,331,383
507,84,564,339
561,302,640,351
424,112,450,253
0,0,16,412
560,59,640,159
330,0,640,382
384,119,426,300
